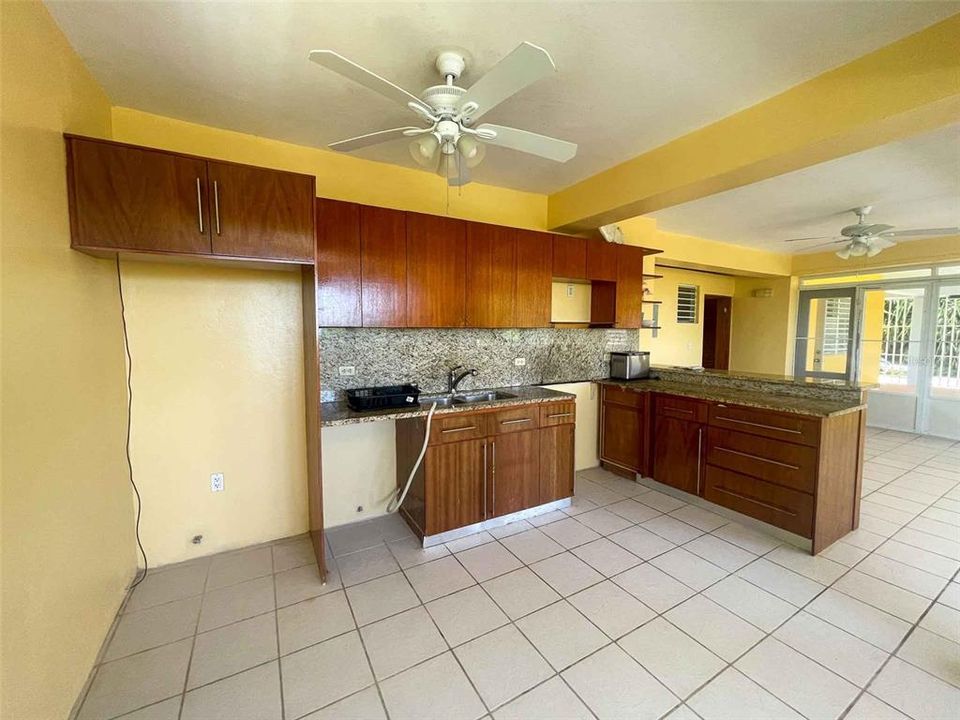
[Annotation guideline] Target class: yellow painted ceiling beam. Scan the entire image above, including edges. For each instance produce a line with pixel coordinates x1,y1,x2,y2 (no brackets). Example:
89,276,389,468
548,14,960,233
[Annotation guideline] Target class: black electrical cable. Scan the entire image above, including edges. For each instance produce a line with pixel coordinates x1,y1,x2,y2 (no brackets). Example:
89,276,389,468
116,256,148,589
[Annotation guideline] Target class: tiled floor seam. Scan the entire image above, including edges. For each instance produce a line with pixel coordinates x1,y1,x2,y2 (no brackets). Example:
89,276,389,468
175,553,213,720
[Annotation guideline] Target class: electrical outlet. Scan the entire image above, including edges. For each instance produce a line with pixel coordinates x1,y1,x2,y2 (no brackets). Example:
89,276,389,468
210,473,225,492
514,357,526,367
339,365,356,377
566,283,575,297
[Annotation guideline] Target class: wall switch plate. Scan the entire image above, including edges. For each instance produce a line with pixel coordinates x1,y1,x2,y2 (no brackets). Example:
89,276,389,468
514,357,526,366
566,283,575,297
338,365,356,377
210,473,225,492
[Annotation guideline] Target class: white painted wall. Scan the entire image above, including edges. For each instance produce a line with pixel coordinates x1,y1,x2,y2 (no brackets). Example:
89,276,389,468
321,381,602,528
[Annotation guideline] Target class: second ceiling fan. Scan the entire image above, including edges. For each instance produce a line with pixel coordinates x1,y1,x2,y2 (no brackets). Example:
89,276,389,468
309,42,577,186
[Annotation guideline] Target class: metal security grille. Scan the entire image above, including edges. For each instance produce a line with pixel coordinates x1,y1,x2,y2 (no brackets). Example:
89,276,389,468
880,298,913,384
822,297,851,355
933,293,960,390
677,285,698,324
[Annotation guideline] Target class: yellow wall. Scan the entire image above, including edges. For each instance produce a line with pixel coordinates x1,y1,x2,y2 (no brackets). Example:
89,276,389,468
0,3,136,718
550,281,593,323
730,276,798,376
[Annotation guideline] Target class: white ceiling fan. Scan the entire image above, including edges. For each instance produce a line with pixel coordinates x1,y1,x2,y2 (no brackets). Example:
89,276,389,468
308,42,577,186
784,206,959,259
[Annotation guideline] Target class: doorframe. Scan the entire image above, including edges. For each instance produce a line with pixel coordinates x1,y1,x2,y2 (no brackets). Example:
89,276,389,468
794,287,858,381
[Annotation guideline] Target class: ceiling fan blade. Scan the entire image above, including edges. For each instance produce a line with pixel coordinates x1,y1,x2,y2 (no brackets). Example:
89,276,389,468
461,42,556,123
329,127,425,152
861,223,893,235
477,124,576,162
870,237,896,250
783,235,837,243
309,50,432,115
803,239,848,249
880,227,960,238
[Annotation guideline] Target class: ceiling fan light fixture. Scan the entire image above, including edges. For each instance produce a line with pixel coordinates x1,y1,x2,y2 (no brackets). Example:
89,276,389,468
836,246,851,260
848,241,869,257
457,135,486,168
866,244,883,258
409,134,439,168
436,151,459,179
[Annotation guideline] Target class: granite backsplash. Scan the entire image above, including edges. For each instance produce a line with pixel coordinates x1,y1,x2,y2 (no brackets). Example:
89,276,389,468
319,328,639,401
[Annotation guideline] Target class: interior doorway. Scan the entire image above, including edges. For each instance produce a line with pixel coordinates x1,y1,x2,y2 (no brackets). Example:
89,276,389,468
702,295,732,370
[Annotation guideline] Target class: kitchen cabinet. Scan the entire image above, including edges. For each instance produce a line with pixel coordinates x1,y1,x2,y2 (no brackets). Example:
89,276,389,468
396,399,575,540
586,240,618,281
615,244,647,328
315,199,361,327
465,222,516,328
206,160,314,261
515,230,553,327
65,135,315,263
361,205,407,327
406,213,466,327
553,234,587,279
599,385,648,476
652,395,707,495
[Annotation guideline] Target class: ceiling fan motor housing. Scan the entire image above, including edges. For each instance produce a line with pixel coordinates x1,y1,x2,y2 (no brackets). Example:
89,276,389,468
421,84,466,115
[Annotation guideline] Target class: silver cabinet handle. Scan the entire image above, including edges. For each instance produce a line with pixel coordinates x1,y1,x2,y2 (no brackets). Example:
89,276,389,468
716,446,800,471
491,440,496,516
213,180,221,235
482,441,487,519
501,418,532,425
696,426,703,495
715,416,802,435
441,425,476,434
547,412,573,419
195,178,204,234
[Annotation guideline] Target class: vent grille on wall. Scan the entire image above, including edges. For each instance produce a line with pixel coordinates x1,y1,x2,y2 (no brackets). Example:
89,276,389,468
677,284,698,324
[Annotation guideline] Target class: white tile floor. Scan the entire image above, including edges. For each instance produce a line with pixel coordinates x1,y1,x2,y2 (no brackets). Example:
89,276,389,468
75,427,960,720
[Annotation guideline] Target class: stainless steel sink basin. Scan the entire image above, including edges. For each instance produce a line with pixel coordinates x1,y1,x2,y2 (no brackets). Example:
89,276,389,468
420,395,456,407
454,391,517,404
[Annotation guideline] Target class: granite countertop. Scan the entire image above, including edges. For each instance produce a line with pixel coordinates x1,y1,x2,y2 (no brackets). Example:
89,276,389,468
320,385,576,427
597,378,866,417
652,365,875,391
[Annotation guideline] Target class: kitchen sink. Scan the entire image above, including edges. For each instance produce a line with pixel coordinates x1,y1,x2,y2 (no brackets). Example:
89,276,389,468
454,391,517,404
419,395,457,407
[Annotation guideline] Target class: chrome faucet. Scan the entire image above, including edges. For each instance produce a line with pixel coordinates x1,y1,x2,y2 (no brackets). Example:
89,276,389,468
447,365,478,394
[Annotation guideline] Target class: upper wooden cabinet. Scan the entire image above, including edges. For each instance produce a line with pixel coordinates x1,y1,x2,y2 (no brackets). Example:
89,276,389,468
515,230,553,328
465,222,516,328
406,213,466,327
552,234,587,279
586,239,618,281
361,205,407,327
64,135,315,264
315,199,361,327
615,244,648,328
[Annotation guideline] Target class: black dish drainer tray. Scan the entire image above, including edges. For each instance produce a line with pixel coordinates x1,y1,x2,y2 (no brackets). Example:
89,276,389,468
346,384,421,412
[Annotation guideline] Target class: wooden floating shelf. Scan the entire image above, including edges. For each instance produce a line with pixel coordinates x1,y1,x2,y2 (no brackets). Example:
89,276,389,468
642,273,663,280
642,300,662,304
640,326,663,330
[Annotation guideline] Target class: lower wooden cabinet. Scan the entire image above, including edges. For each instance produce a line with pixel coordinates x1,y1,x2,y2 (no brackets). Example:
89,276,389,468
599,385,648,475
397,400,575,539
652,415,704,495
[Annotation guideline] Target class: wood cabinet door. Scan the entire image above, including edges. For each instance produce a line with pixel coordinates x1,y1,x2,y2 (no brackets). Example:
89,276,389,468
406,213,466,327
515,230,553,327
490,430,540,518
539,424,575,504
615,244,646,328
66,137,212,254
586,239,618,281
465,222,516,327
653,416,704,495
601,402,645,473
207,161,315,262
361,205,407,327
425,439,487,535
553,234,587,279
315,198,361,327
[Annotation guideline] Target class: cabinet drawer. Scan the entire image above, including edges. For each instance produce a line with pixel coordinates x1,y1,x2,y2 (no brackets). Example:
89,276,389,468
706,428,817,494
429,413,488,444
704,466,813,538
540,402,576,427
708,403,820,447
491,405,540,434
602,385,645,408
656,393,708,423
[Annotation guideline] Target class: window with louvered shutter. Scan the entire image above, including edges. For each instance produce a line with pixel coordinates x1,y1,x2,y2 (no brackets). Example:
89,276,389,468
677,285,698,323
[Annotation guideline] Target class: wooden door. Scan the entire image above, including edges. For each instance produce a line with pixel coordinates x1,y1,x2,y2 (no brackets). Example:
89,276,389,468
490,430,540,518
586,239,618,281
539,424,575,504
425,439,486,535
615,244,646,328
515,230,553,327
653,417,704,495
207,161,314,261
406,213,466,327
553,235,587,279
702,295,732,370
65,136,212,254
361,205,407,326
315,199,361,327
465,222,516,327
601,402,644,473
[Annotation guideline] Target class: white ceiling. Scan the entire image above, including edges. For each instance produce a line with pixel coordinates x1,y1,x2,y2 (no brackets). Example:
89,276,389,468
648,123,960,254
46,1,959,194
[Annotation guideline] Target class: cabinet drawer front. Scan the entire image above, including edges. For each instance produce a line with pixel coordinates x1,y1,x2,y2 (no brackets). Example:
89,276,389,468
706,428,817,494
655,393,708,423
491,405,541,434
540,402,576,426
708,403,820,447
429,414,488,444
602,385,645,408
704,466,813,538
